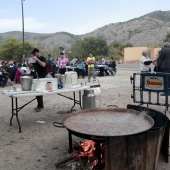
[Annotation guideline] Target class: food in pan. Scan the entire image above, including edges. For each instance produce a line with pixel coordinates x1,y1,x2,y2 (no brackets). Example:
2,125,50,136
64,110,153,136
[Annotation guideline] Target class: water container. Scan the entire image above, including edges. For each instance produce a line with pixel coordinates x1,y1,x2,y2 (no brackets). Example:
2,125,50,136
82,89,96,109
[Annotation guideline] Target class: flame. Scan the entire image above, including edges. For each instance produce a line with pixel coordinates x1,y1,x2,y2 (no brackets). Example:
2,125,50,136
70,140,105,170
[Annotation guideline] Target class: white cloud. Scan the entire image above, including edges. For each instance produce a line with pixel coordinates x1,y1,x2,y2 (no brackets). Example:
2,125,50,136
0,17,48,33
0,17,103,35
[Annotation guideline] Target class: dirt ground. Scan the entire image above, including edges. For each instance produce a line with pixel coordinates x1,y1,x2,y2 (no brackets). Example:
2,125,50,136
0,69,169,170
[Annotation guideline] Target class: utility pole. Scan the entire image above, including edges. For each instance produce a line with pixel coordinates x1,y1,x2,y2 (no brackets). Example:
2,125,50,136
21,0,25,61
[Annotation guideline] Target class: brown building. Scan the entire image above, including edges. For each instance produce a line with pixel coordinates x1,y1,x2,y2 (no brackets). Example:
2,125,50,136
124,47,161,61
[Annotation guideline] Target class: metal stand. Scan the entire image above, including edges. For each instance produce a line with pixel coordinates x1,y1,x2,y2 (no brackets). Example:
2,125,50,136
10,97,36,133
68,132,73,153
58,91,82,113
9,91,83,132
96,142,102,170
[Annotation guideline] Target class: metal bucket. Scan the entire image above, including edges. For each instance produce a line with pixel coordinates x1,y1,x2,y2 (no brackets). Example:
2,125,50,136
20,76,33,91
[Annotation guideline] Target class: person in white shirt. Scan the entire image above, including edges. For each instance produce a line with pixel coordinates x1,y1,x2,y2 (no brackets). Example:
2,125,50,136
140,50,152,72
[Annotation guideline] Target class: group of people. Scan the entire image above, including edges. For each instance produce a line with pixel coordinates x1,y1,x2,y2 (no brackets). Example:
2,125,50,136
54,51,117,82
0,61,24,87
140,42,170,96
140,42,170,73
0,50,117,87
0,48,117,111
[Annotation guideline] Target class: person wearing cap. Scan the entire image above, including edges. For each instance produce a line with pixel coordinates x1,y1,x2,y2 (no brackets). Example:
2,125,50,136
30,48,47,112
87,52,96,82
58,52,68,74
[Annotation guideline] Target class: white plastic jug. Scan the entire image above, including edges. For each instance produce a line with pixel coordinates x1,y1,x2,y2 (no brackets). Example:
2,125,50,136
65,71,78,88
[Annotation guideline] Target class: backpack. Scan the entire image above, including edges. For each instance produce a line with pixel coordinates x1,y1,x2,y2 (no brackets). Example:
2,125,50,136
45,61,53,73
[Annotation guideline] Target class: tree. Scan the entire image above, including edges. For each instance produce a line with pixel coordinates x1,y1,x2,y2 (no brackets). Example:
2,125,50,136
108,41,133,60
164,33,170,42
108,41,124,59
0,38,34,61
69,40,86,59
69,37,108,59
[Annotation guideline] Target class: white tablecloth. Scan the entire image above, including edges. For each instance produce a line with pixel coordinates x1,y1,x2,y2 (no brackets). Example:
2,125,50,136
2,86,90,98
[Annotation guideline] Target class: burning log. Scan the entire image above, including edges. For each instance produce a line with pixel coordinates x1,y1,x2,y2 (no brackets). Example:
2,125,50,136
56,140,105,170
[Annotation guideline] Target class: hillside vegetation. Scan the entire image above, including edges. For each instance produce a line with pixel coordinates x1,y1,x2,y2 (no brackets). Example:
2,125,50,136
0,10,170,52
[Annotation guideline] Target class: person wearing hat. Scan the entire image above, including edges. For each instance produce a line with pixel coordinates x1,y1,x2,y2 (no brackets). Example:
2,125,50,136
30,48,47,112
58,52,68,74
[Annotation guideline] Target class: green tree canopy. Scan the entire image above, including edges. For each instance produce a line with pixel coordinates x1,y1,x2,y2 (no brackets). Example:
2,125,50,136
0,38,34,61
164,33,170,43
69,37,108,59
108,41,133,60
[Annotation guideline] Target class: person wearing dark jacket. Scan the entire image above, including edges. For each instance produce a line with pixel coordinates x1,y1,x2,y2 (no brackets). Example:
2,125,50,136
108,57,116,76
157,43,170,72
30,48,47,112
157,42,170,95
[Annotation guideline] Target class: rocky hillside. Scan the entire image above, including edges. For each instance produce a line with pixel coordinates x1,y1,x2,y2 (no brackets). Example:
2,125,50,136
82,10,170,46
0,10,170,50
0,31,78,50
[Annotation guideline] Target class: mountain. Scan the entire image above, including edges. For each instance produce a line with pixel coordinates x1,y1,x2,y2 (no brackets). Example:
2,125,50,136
0,10,170,50
0,31,79,50
82,10,170,46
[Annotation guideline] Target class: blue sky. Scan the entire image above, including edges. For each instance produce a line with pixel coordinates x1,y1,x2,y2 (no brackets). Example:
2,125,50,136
0,0,169,35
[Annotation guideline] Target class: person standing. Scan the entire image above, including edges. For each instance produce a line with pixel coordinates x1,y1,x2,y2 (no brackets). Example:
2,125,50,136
157,42,170,72
10,61,18,81
140,50,152,72
157,42,170,95
87,52,96,82
58,52,68,74
31,48,47,112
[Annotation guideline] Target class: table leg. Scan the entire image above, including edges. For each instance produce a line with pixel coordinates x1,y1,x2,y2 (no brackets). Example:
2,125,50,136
67,92,76,113
71,92,76,112
59,91,83,113
99,68,104,76
68,132,73,153
10,97,14,126
79,91,82,109
15,98,21,133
